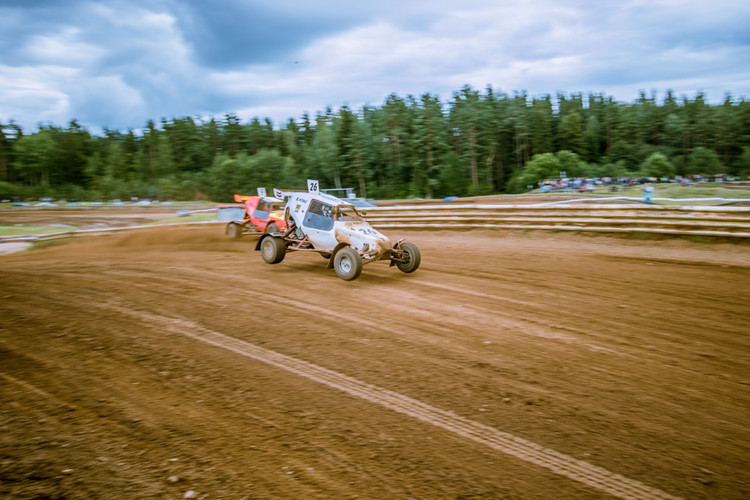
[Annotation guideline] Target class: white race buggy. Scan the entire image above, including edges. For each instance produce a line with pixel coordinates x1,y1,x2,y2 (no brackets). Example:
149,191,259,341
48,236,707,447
255,182,420,280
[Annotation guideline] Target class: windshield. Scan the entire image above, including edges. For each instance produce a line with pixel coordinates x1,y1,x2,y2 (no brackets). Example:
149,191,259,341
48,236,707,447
336,205,364,222
258,200,286,212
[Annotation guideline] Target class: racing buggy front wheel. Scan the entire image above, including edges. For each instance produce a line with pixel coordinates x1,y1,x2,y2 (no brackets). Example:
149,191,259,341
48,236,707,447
333,247,362,281
260,236,286,264
395,241,421,273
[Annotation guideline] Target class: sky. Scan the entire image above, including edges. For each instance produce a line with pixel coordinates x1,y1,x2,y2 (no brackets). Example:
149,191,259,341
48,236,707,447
1,0,749,133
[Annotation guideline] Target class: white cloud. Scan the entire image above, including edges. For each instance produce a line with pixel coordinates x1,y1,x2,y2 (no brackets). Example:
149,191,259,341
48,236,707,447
222,3,602,118
69,74,148,127
22,27,105,66
1,0,749,130
0,65,75,127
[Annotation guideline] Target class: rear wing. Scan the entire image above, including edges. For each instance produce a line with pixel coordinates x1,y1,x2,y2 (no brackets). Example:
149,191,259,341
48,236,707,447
272,188,307,200
234,187,273,203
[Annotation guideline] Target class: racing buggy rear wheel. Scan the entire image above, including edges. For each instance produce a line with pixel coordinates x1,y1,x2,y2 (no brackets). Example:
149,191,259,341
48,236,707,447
395,241,421,273
265,222,280,234
226,222,242,239
333,247,362,281
260,236,286,264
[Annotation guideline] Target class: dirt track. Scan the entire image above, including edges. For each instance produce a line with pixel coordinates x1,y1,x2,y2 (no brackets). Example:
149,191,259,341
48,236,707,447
1,224,749,499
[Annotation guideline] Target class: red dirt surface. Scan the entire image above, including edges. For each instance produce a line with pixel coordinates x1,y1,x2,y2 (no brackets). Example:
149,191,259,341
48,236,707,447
1,222,749,499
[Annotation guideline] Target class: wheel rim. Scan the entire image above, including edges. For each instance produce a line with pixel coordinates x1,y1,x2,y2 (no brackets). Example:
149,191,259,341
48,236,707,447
262,240,273,259
402,249,411,266
339,256,352,274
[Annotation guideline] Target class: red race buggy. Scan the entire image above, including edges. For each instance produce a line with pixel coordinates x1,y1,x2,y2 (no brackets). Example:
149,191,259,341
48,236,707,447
225,194,287,239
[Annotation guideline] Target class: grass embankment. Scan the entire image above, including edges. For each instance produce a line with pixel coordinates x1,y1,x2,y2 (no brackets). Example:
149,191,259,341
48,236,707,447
148,213,218,225
0,226,76,237
0,213,218,238
600,184,750,204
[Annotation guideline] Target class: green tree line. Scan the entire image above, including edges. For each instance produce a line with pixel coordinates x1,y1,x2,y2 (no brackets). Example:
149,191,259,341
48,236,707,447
1,87,749,202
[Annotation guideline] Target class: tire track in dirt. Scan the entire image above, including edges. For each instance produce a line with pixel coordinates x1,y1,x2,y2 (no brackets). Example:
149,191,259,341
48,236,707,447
109,305,680,500
414,263,748,369
89,263,748,419
115,263,627,358
0,372,74,409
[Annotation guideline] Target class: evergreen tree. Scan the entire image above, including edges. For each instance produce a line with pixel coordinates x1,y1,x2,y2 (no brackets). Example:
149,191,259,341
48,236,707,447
449,86,482,192
14,129,55,187
309,121,337,188
0,122,22,183
2,85,748,201
334,105,356,189
410,93,448,198
223,113,244,155
379,94,413,197
55,120,91,188
529,95,554,157
559,110,586,158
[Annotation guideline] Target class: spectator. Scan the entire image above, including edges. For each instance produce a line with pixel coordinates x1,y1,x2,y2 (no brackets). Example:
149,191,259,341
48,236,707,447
641,183,655,204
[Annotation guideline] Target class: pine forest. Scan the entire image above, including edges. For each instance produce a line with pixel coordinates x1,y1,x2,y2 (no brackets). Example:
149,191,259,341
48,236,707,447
1,86,749,202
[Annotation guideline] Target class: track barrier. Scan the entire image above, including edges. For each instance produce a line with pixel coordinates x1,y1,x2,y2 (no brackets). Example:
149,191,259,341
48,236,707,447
2,202,750,249
364,203,750,238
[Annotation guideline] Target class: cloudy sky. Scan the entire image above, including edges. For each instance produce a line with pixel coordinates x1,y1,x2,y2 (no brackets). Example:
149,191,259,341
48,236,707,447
1,0,749,133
